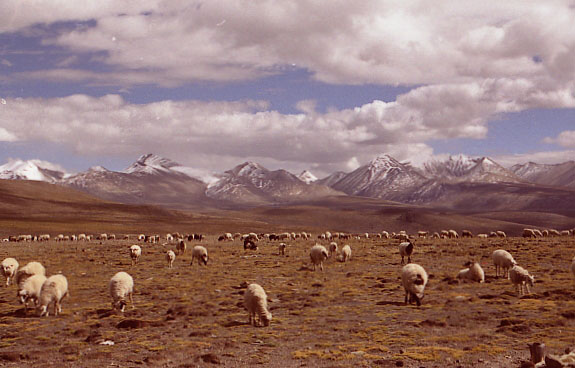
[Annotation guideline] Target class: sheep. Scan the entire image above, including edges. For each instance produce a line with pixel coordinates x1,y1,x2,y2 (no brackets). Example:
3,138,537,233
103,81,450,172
489,232,498,238
328,242,338,258
109,271,134,312
477,233,488,238
431,232,440,239
243,283,272,327
278,243,286,256
461,230,473,238
1,258,19,286
338,245,352,262
38,274,68,317
166,250,176,268
381,231,390,239
18,274,47,313
448,229,459,239
190,246,208,266
457,261,485,283
401,263,428,306
492,249,517,278
399,240,414,265
496,230,507,238
16,261,46,290
533,229,543,237
417,231,428,238
509,265,534,296
523,228,537,238
176,240,186,255
130,245,142,265
310,244,329,271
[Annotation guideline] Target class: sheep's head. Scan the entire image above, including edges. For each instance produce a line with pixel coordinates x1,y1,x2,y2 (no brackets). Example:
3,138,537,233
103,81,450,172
37,305,48,317
261,311,272,326
527,275,535,287
322,250,329,260
202,254,208,265
17,290,28,304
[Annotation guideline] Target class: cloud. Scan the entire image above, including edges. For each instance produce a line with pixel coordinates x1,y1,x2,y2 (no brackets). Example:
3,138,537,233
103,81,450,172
0,127,18,142
494,150,575,167
543,130,575,148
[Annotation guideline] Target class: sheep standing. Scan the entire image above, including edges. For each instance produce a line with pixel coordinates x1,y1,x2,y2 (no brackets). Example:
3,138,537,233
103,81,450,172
166,250,176,268
339,245,352,262
18,274,47,313
457,261,485,283
399,241,414,265
310,244,329,271
1,258,19,286
243,283,272,327
177,240,186,255
509,265,534,296
328,242,338,258
16,261,46,289
109,271,134,312
130,245,142,266
492,249,517,278
401,263,428,306
191,246,208,266
38,274,69,317
278,243,286,256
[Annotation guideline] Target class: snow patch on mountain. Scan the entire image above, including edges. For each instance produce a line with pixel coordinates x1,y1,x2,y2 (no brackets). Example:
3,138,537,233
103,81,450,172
297,170,318,184
0,158,67,182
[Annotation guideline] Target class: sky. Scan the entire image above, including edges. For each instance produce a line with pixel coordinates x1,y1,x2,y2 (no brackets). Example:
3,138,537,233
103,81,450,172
0,0,574,178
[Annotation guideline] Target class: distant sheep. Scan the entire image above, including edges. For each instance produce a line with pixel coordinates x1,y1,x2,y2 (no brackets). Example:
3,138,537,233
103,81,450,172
1,258,19,286
489,232,498,238
310,244,329,271
448,230,459,239
381,231,390,239
457,261,485,283
533,229,543,237
399,240,414,265
166,250,176,268
496,231,506,238
417,231,428,238
16,261,46,290
176,240,186,255
477,234,488,239
191,246,208,266
18,274,47,313
278,243,286,256
509,265,534,296
328,242,338,258
523,228,537,238
130,245,142,266
38,274,69,317
492,249,516,278
338,245,352,262
461,230,473,238
401,263,428,306
109,271,134,312
243,283,272,327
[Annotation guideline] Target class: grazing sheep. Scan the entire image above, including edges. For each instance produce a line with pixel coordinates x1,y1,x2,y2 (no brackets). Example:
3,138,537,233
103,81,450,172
417,231,428,238
440,230,449,238
401,263,428,306
243,283,272,327
1,258,19,286
509,265,534,296
461,230,473,238
489,232,498,238
328,242,338,258
457,261,485,283
381,231,390,239
339,245,352,262
18,274,47,313
523,228,537,238
278,243,286,256
477,233,488,239
399,240,414,265
176,240,186,255
38,274,69,317
130,245,142,266
16,261,46,290
448,230,459,239
431,232,440,239
496,230,507,238
310,244,329,271
109,271,134,312
166,250,176,268
533,229,543,237
492,249,517,278
190,246,208,266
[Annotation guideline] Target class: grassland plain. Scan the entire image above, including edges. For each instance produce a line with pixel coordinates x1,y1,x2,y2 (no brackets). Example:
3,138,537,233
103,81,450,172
0,235,574,367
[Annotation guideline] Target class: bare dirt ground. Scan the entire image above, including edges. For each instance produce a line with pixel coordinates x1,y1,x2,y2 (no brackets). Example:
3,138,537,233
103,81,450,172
1,235,575,367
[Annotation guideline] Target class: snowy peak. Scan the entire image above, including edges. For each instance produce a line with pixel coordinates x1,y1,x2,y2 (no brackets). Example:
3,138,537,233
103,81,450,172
511,160,575,188
124,153,180,175
0,159,66,182
230,161,268,177
423,154,479,178
88,166,110,173
424,155,521,183
297,170,318,184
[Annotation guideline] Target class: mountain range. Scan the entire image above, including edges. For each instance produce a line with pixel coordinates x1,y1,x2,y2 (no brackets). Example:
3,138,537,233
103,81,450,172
1,153,574,212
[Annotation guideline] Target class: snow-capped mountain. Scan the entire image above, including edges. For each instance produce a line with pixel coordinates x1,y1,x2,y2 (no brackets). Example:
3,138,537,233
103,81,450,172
206,162,340,204
423,155,522,183
510,161,575,188
329,154,428,200
297,170,318,184
0,159,67,182
124,153,219,184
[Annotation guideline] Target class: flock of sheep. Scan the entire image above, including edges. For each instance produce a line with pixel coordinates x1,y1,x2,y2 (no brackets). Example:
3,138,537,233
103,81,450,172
2,227,575,328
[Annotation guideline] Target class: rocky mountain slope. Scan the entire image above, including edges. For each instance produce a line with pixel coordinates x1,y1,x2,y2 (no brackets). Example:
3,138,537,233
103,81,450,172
510,161,575,188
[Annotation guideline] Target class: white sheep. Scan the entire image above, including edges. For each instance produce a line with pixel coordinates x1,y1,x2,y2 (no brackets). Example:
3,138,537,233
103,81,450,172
38,274,69,317
166,250,176,268
492,249,517,278
399,240,414,265
401,263,428,306
18,274,47,313
1,257,19,286
338,245,352,262
328,242,338,258
278,243,286,256
310,244,329,271
16,261,46,289
130,245,142,266
243,283,272,327
191,246,208,266
457,261,485,283
109,271,134,312
509,265,534,296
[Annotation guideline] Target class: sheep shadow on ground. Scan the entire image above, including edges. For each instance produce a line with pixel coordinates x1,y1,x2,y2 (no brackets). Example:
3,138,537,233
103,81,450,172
376,300,405,306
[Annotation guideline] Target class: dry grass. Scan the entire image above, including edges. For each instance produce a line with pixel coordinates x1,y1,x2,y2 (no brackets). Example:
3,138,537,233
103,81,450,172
0,235,574,367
